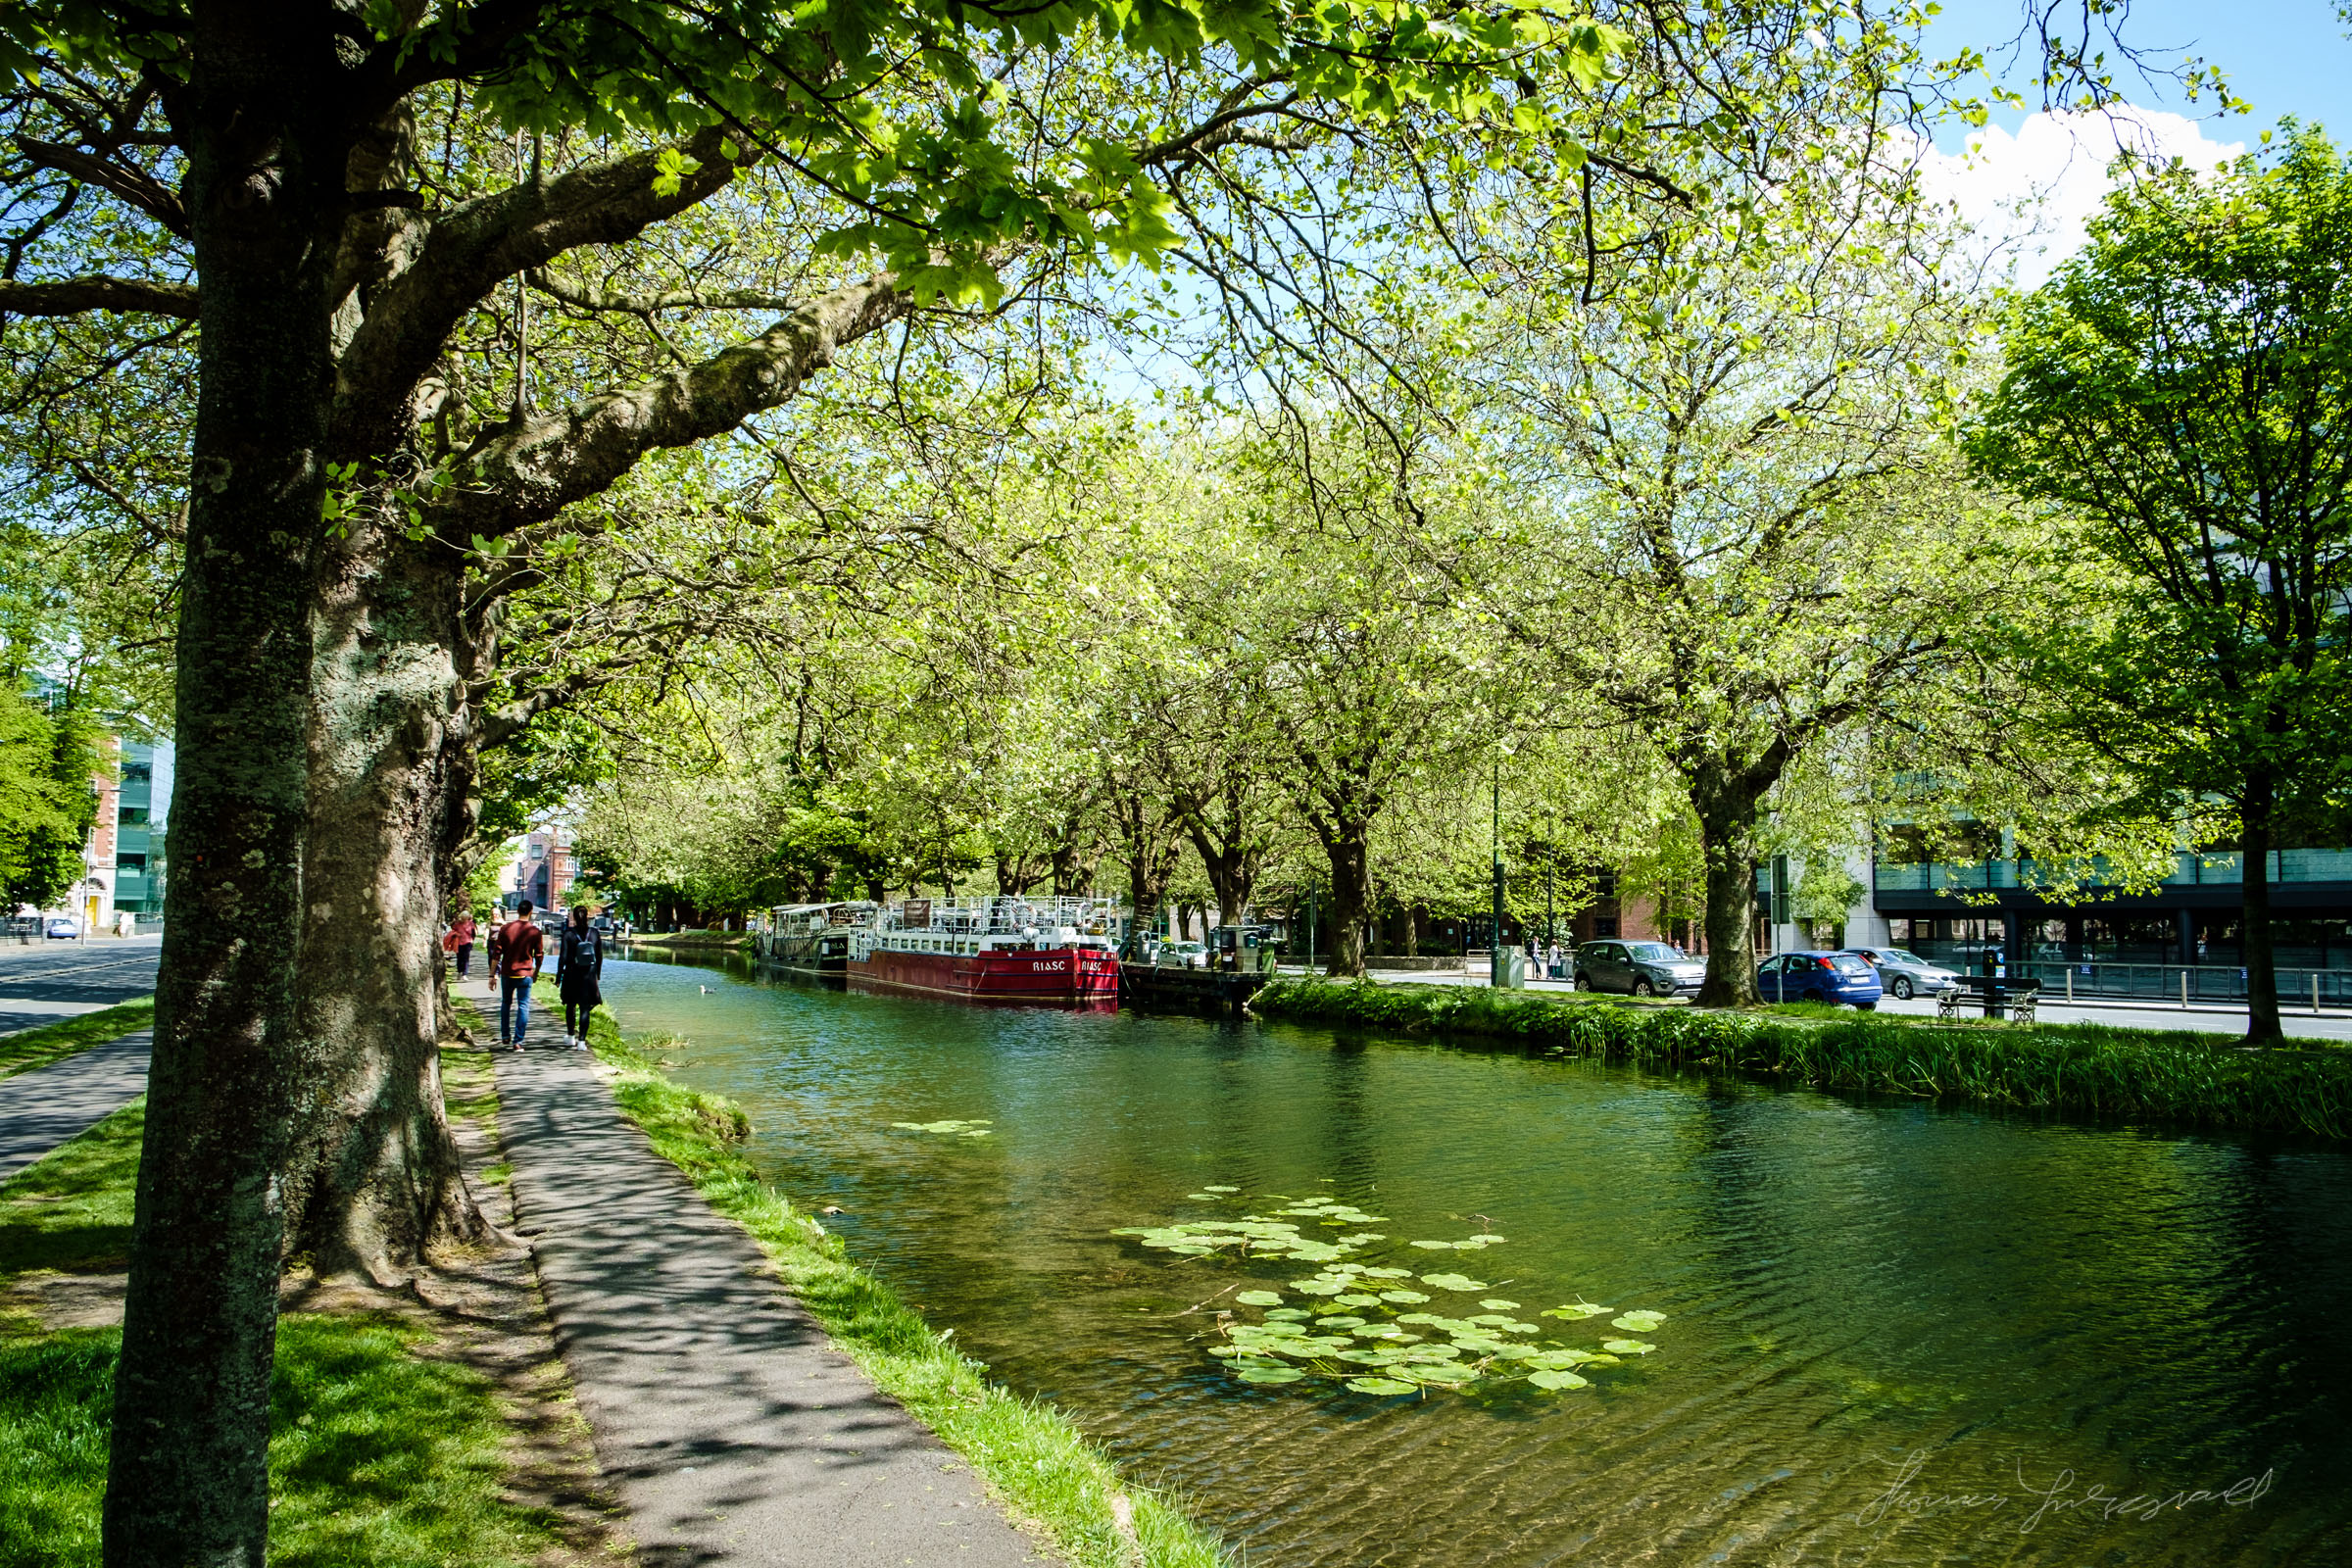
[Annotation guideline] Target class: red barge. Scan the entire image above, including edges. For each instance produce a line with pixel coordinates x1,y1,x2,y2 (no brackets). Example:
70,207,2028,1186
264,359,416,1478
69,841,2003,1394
847,895,1123,1006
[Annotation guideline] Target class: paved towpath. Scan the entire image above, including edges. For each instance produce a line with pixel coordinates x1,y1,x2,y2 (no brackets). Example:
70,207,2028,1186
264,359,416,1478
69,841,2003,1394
493,1045,1053,1568
0,1031,152,1181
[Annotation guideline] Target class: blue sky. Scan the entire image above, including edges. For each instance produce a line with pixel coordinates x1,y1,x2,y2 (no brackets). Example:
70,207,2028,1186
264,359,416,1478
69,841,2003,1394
1922,0,2352,147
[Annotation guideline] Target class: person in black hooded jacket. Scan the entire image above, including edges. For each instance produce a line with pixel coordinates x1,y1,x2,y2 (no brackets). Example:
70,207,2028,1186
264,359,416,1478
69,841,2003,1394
555,905,605,1051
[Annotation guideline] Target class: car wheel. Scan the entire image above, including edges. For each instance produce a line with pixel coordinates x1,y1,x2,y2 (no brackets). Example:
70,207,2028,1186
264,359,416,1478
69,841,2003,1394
1633,978,1654,997
1891,976,1914,1001
1574,975,1591,992
1801,989,1824,1004
1855,1001,1877,1011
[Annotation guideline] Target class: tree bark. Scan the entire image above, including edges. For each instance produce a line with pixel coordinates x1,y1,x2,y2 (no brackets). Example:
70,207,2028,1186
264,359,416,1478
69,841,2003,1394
1692,783,1765,1007
1320,828,1372,977
280,534,488,1278
2242,769,2284,1044
106,23,346,1562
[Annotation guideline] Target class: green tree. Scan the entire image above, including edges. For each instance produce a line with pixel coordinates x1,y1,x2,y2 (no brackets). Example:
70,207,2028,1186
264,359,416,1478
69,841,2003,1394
1968,126,2352,1043
0,688,106,912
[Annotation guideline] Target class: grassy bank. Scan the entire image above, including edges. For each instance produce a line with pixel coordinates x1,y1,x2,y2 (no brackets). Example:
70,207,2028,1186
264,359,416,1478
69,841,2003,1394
0,999,155,1079
617,930,749,952
1251,979,2352,1139
1,1083,574,1563
585,1007,1230,1568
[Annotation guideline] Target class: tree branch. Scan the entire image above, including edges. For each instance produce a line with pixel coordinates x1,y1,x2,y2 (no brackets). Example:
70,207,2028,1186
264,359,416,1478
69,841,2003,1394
13,136,189,237
329,126,741,456
0,274,198,317
525,267,800,315
429,273,909,537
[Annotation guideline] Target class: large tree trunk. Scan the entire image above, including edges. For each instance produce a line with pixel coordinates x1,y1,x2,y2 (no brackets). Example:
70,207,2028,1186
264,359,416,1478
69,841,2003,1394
1320,828,1372,977
279,536,488,1280
2242,769,2283,1044
1692,782,1765,1007
1186,824,1257,927
106,33,345,1563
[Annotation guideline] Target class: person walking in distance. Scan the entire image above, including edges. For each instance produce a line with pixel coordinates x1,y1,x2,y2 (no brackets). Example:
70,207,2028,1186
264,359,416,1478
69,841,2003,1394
448,909,477,980
496,901,546,1051
557,905,605,1052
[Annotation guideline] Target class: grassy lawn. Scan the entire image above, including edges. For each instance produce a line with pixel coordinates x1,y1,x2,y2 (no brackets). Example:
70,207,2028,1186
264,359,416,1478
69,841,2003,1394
0,1000,156,1080
1254,978,2352,1138
585,1007,1231,1568
0,1083,571,1564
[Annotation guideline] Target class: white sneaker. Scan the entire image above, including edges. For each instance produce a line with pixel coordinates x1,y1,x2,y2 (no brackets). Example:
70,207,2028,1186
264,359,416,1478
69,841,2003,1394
572,1037,588,1052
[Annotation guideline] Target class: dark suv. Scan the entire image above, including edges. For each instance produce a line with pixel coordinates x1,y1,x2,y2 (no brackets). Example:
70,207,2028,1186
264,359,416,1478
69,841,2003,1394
1574,940,1707,998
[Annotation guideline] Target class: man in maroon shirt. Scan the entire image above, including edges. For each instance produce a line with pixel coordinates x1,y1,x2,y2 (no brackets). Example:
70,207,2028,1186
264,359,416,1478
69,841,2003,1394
492,900,546,1050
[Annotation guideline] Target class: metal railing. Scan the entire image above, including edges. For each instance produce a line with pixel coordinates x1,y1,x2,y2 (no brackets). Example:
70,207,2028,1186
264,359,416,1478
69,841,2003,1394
2007,961,2352,1007
1876,849,2352,893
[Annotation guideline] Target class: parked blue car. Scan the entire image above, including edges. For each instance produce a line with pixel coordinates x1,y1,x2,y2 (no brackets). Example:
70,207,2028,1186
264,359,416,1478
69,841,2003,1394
1757,951,1882,1008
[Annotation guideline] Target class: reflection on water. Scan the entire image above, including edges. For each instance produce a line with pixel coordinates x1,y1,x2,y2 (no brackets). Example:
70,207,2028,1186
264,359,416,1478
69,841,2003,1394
604,953,2352,1566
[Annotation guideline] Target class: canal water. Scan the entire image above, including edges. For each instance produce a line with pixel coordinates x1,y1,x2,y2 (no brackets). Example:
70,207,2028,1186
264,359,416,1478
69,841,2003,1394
603,954,2352,1566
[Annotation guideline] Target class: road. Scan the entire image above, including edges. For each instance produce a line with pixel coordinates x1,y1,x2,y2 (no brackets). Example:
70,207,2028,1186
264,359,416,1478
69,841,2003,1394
1327,964,2352,1044
0,935,162,1035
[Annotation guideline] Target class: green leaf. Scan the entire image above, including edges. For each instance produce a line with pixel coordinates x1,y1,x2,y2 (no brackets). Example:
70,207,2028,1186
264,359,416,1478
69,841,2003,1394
1527,1369,1591,1391
1601,1340,1656,1355
1419,1273,1488,1292
1345,1377,1420,1396
1235,1290,1284,1307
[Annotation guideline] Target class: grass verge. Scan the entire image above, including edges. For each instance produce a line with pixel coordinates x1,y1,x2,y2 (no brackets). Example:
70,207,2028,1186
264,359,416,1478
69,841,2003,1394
1252,978,2352,1139
0,1065,572,1564
0,999,155,1079
585,1006,1230,1568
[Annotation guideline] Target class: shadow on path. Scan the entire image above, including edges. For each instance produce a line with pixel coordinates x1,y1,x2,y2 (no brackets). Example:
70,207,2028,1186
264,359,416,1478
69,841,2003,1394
494,1047,1054,1568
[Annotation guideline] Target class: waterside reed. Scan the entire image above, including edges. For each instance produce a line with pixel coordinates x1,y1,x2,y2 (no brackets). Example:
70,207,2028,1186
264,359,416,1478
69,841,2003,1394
1250,979,2352,1139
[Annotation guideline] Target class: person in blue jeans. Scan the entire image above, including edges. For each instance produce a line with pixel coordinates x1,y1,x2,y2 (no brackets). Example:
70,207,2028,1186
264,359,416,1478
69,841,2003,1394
495,900,547,1050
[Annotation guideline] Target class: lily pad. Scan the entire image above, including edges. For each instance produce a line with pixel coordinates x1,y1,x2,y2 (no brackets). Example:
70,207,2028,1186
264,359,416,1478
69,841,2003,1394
1234,1290,1284,1307
1201,1185,1240,1193
1345,1377,1420,1396
1264,1307,1310,1322
1333,1294,1382,1308
1601,1339,1656,1355
1420,1274,1489,1293
1527,1369,1591,1392
1478,1298,1521,1310
1290,1278,1346,1296
1360,1266,1415,1280
892,1119,994,1137
1541,1303,1610,1321
1611,1310,1667,1332
1378,1290,1431,1304
1314,1315,1367,1330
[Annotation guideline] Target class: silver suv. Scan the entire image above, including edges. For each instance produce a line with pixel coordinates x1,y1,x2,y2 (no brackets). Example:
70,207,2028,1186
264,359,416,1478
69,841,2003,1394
1574,940,1706,998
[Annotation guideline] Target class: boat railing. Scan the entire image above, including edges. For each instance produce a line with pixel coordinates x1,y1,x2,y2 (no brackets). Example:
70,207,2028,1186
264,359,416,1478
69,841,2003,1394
881,894,1124,936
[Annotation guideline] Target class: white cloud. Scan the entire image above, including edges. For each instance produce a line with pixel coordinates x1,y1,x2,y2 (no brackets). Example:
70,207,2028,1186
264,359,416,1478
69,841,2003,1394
1919,107,2245,288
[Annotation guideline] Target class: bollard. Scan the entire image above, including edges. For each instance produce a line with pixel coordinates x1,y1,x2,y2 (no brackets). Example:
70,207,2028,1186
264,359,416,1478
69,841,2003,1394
2180,970,2189,1009
2318,973,2325,1015
2067,970,2074,1004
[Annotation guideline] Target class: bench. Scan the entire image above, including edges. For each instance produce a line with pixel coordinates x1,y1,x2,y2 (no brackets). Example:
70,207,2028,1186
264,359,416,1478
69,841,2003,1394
1936,974,2043,1024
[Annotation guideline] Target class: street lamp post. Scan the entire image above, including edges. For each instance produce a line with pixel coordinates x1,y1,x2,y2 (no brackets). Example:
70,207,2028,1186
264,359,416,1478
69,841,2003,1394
1491,757,1504,989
